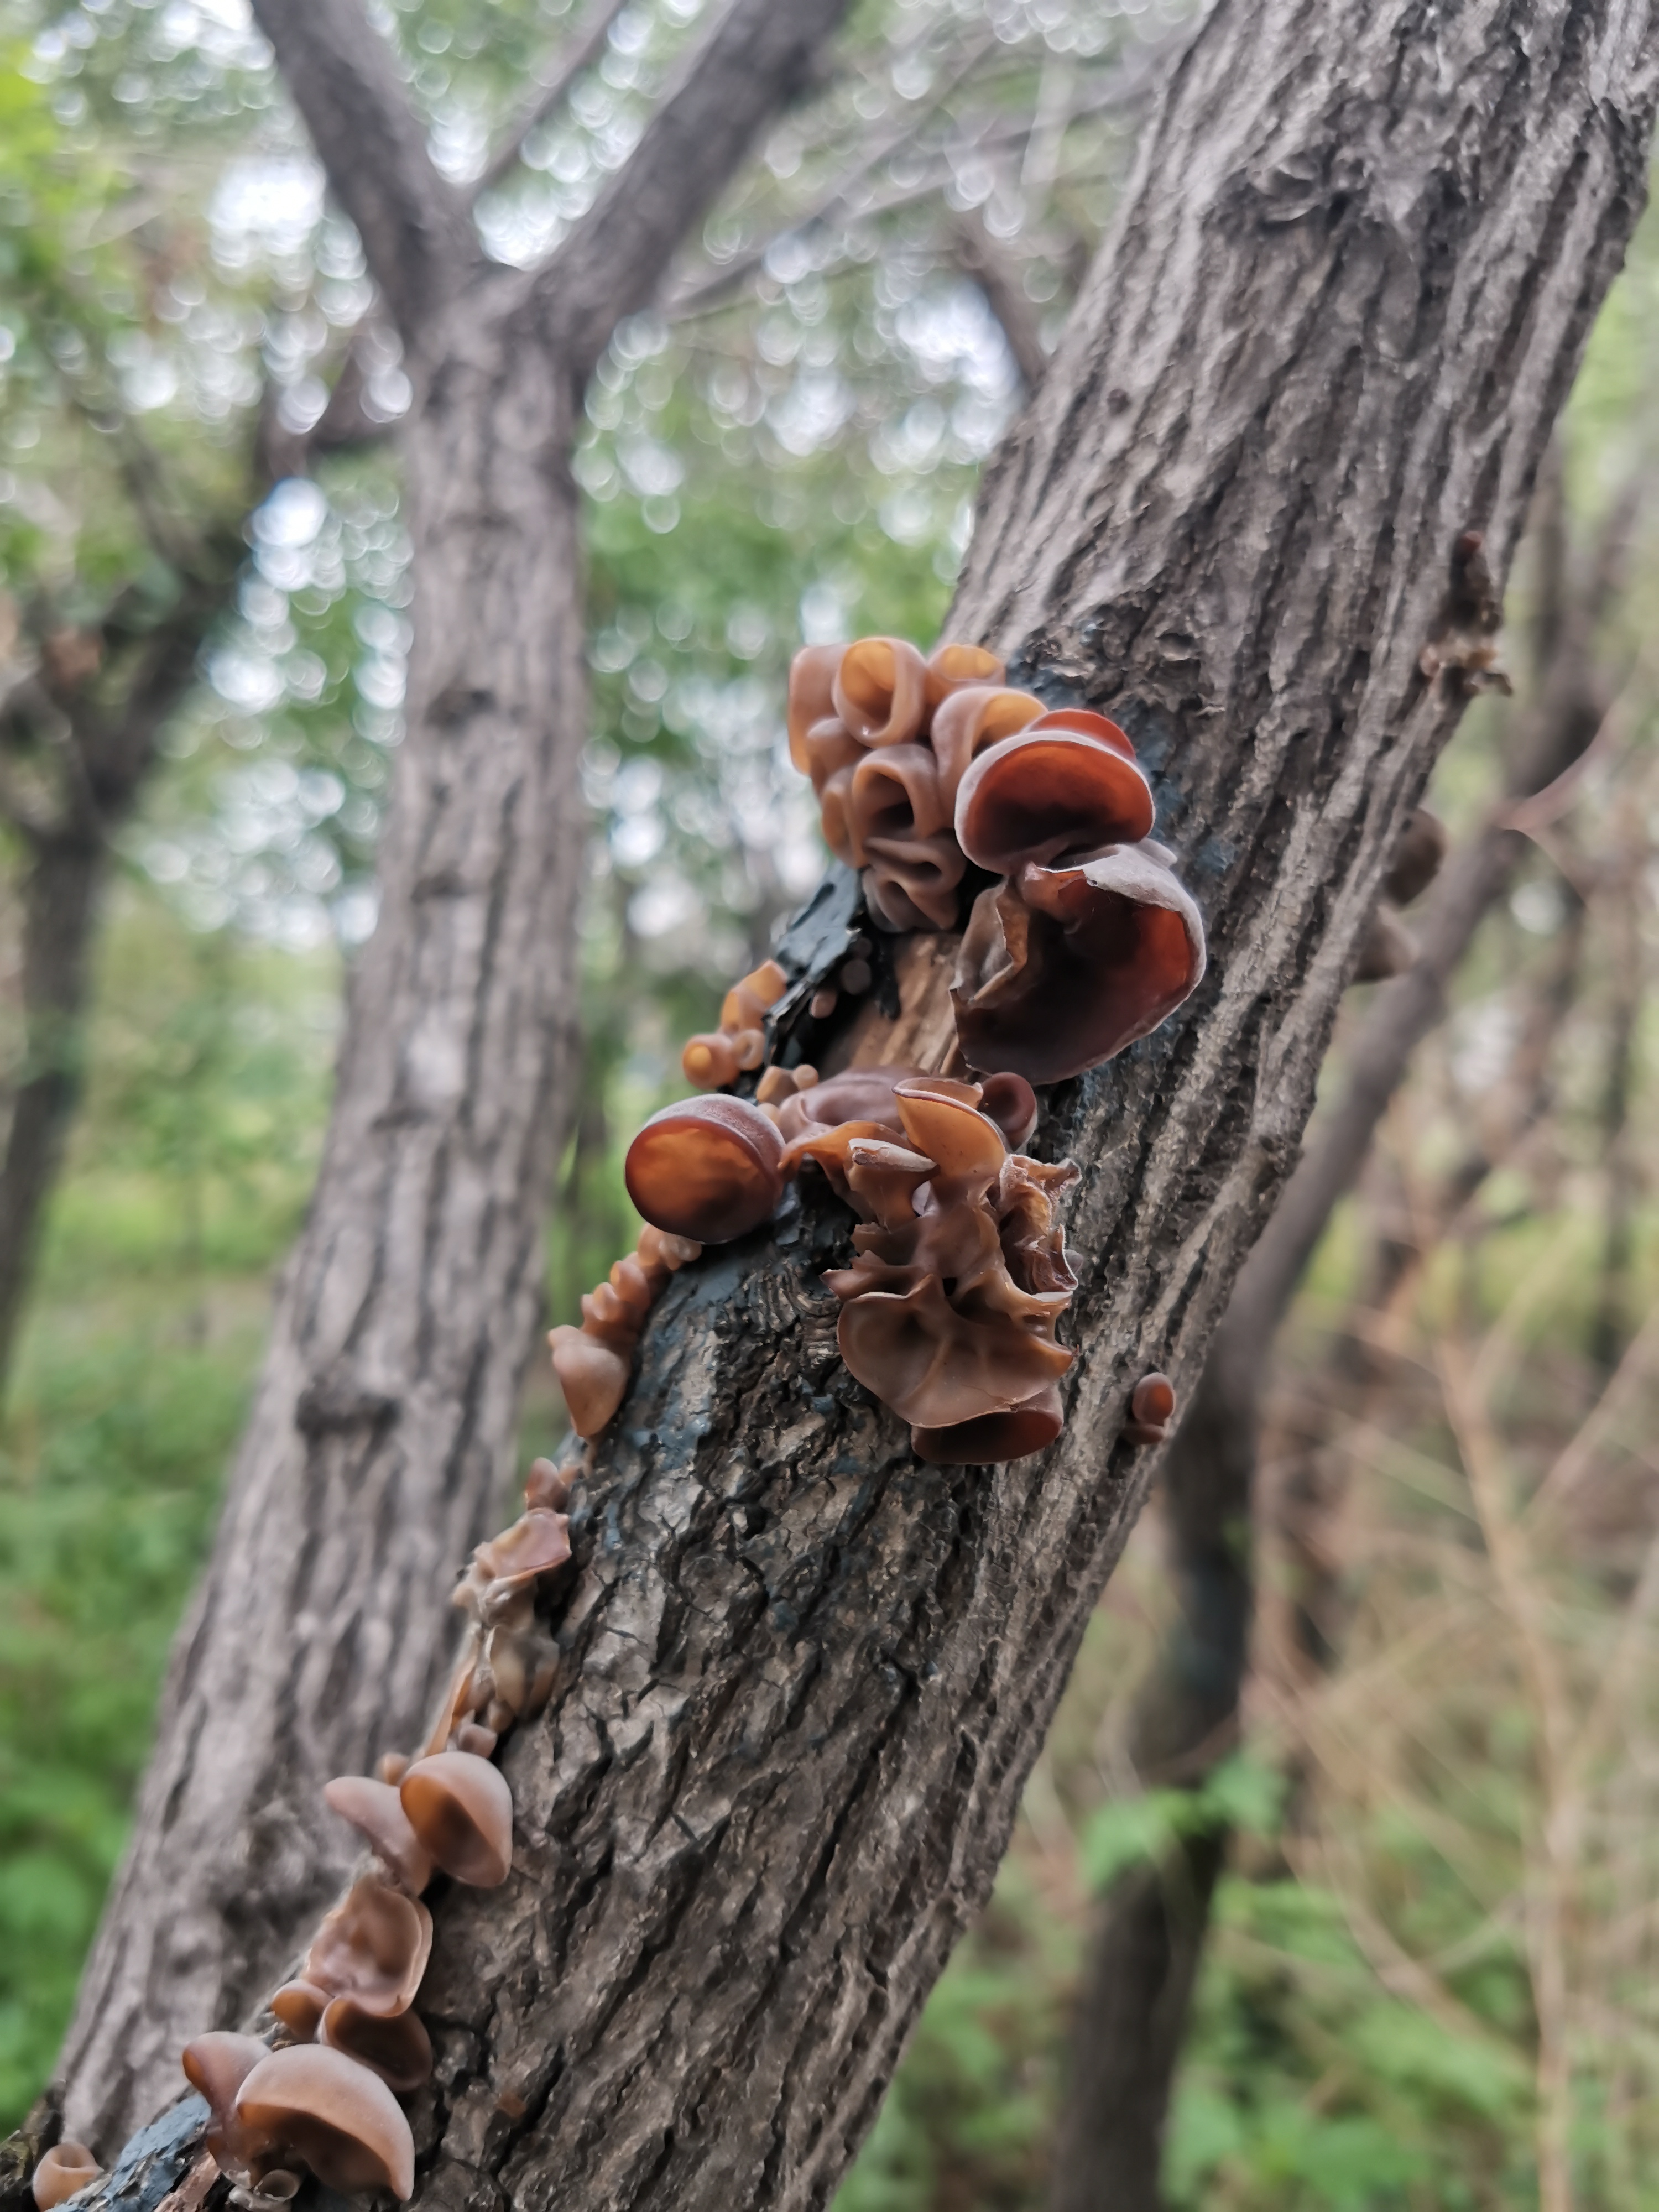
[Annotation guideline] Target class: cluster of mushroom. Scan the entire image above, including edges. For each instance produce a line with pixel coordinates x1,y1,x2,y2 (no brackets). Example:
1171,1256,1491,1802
150,1465,572,2210
789,637,1207,1083
612,1064,1090,1460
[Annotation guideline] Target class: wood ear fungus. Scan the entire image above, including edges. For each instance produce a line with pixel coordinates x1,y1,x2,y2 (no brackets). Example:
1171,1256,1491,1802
624,1093,785,1245
181,2033,274,2178
321,1776,434,1896
399,1750,514,1887
32,2145,103,2211
954,844,1206,1084
682,958,787,1091
1125,1370,1177,1446
954,718,1155,872
319,1998,433,2094
233,2044,415,2200
302,1876,432,2017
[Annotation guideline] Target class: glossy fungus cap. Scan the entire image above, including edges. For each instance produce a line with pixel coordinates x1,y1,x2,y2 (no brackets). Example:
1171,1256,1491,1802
910,1383,1065,1464
785,643,842,774
831,635,927,745
836,1271,1073,1431
955,725,1155,874
927,686,1046,806
182,2032,274,2177
953,843,1206,1084
233,2044,416,2200
624,1093,786,1244
399,1750,514,1887
31,2147,102,2212
923,640,1004,708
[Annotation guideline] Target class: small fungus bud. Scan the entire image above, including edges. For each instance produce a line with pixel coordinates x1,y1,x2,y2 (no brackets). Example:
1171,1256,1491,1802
375,1752,410,1787
1126,1370,1177,1446
455,1720,498,1757
810,987,839,1019
233,2044,415,2201
32,2146,103,2211
839,958,872,994
549,1326,632,1438
400,1750,514,1887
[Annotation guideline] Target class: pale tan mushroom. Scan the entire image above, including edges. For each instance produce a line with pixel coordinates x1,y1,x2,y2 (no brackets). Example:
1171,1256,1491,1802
31,2144,102,2210
321,1776,434,1895
233,2044,415,2200
399,1750,514,1887
181,2031,274,2177
301,1875,432,2016
269,1981,330,2042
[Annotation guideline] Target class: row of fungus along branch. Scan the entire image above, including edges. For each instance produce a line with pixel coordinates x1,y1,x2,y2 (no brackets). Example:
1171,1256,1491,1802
553,631,1207,1460
27,631,1208,2212
25,1467,578,2211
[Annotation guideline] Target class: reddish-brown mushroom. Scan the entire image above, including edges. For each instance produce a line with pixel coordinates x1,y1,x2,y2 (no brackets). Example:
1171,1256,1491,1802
861,831,968,932
233,2044,415,2200
625,1092,786,1244
321,1776,434,1896
785,643,843,772
682,958,787,1091
954,718,1155,873
399,1750,514,1887
911,1383,1065,1465
301,1876,431,2017
32,2145,102,2211
1126,1370,1177,1446
953,843,1206,1084
181,2031,274,2177
320,1998,433,2094
548,1223,701,1439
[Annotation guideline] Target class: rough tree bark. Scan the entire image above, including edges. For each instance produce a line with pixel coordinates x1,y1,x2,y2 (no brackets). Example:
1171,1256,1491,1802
1048,466,1636,2210
58,0,1659,2201
56,0,854,2152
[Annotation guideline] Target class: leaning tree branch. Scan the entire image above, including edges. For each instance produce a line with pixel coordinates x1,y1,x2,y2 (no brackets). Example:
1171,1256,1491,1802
948,207,1050,393
247,0,473,340
535,0,855,373
467,0,633,206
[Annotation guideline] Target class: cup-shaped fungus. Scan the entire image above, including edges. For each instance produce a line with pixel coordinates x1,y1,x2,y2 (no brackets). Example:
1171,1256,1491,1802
548,1224,702,1439
321,1777,434,1897
302,1876,431,2018
953,844,1206,1084
182,2032,275,2177
474,1508,571,1601
954,714,1155,873
270,1982,330,2042
923,640,1005,709
785,644,844,773
831,635,928,745
32,2145,103,2210
233,2046,415,2201
927,685,1045,807
399,1750,514,1887
1126,1370,1177,1446
320,1999,433,2094
911,1381,1065,1465
625,1093,786,1245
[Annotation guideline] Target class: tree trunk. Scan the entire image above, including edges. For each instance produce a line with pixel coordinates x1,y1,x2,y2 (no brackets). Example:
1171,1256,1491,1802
1048,455,1630,2209
60,0,1659,2198
0,834,103,1383
56,0,854,2151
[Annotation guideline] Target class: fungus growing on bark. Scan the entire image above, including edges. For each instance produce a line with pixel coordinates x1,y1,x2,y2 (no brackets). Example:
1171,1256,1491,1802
32,2145,102,2210
1354,804,1449,982
301,1877,432,2017
270,1983,330,2042
320,1999,433,2094
232,2046,415,2200
807,1077,1081,1460
831,635,928,744
681,958,788,1090
1125,1370,1177,1446
953,843,1206,1084
181,2033,273,2177
322,1777,433,1896
548,1221,702,1437
624,1093,785,1243
399,1750,514,1887
954,712,1155,870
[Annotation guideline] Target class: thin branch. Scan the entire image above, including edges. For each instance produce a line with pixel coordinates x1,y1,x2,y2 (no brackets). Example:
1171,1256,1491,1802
467,0,633,207
948,207,1047,392
534,0,855,375
248,0,473,340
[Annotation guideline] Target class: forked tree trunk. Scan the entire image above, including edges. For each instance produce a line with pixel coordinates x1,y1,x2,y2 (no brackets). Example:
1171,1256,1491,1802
62,0,1659,2200
56,0,853,2148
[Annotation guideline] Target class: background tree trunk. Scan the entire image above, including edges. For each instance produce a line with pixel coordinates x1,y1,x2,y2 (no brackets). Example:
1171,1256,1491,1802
55,0,853,2151
1047,463,1634,2211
